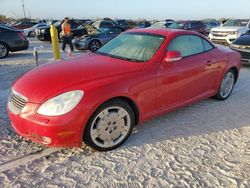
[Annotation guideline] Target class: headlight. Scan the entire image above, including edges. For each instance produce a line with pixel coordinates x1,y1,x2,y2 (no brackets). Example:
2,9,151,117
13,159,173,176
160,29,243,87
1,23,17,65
37,90,84,116
40,29,45,33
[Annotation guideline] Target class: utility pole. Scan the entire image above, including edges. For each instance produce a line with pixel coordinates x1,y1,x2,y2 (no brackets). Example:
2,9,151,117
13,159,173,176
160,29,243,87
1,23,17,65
22,0,26,18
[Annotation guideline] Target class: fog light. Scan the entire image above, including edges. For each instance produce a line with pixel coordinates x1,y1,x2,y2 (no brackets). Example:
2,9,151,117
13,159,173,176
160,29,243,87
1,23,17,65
41,136,52,145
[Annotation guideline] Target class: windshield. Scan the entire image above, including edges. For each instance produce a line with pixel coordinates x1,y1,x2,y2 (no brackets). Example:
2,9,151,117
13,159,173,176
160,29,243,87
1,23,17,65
223,19,249,27
96,33,165,62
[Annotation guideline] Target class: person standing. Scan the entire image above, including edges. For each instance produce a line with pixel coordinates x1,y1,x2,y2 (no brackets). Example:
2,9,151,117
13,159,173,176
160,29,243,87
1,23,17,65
61,17,74,52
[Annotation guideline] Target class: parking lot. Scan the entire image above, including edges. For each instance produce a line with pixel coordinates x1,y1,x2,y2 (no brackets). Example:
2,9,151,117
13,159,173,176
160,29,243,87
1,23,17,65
0,38,249,187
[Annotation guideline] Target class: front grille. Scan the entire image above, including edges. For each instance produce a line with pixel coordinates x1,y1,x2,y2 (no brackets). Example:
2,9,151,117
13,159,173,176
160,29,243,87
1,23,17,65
239,51,250,59
211,39,229,45
8,89,28,115
213,34,228,37
211,31,229,37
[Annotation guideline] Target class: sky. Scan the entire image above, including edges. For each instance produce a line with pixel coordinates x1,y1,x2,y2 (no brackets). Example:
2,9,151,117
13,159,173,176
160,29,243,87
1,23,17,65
0,0,250,20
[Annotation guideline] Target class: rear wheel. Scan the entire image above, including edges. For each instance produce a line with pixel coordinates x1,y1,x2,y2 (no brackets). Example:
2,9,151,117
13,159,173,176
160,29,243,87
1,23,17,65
88,40,101,52
214,70,236,100
0,43,9,59
28,31,34,37
84,100,135,151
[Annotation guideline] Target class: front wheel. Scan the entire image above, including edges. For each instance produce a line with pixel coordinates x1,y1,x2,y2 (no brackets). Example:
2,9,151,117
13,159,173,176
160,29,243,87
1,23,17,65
214,70,236,100
84,100,135,151
88,40,101,52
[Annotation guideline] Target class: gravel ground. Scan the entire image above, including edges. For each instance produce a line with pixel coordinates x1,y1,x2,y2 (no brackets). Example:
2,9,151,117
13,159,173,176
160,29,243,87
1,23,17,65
0,39,250,187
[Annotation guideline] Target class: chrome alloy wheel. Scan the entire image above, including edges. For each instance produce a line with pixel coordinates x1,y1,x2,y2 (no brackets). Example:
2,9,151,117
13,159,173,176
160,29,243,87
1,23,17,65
90,106,131,148
0,44,8,58
220,71,235,98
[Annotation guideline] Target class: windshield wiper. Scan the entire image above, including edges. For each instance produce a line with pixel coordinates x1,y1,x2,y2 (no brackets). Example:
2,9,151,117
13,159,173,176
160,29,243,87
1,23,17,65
96,51,146,62
108,54,145,62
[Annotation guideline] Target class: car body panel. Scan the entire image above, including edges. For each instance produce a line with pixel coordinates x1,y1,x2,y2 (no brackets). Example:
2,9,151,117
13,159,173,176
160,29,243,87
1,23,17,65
8,28,241,147
0,25,29,52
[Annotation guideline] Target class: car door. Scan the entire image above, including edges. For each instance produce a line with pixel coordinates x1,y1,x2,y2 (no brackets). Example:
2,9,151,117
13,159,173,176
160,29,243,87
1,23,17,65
157,34,218,109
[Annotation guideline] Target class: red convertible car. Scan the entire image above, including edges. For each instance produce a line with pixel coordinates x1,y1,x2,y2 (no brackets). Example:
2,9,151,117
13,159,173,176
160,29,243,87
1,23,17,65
8,28,241,151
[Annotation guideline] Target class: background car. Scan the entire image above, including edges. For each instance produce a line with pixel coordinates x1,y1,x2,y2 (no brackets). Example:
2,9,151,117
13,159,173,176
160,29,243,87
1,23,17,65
23,23,47,37
204,20,220,35
138,21,151,28
0,25,29,58
179,20,206,34
10,21,38,29
34,20,87,41
150,20,181,29
230,31,250,63
73,24,121,52
209,19,250,45
115,19,131,31
92,20,123,31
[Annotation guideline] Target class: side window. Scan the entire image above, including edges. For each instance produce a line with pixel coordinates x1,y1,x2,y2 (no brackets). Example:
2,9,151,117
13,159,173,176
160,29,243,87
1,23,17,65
202,39,214,51
167,35,205,57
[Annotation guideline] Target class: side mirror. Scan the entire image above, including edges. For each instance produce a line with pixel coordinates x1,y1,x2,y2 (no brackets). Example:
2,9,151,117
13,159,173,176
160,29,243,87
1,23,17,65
164,51,182,63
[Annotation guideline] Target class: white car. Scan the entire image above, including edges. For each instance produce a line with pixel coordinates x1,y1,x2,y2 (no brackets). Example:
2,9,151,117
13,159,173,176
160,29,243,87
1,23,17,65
208,19,250,45
23,23,47,37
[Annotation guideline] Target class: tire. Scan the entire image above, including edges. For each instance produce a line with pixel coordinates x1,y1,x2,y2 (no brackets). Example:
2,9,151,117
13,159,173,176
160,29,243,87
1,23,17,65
28,31,33,37
88,40,101,52
83,100,135,151
0,43,9,59
213,69,236,100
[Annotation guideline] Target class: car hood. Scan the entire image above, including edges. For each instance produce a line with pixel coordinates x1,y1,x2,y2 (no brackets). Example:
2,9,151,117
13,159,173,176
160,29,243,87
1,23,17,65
212,26,245,32
13,53,145,103
36,25,50,30
233,34,250,45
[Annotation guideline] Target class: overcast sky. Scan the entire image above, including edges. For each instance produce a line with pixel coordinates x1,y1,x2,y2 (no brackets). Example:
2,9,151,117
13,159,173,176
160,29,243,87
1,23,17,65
1,0,250,20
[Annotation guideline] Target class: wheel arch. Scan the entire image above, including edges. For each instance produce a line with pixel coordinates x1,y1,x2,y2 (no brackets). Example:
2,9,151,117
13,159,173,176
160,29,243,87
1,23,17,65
229,66,239,83
89,38,102,45
88,39,102,51
105,96,140,126
85,96,140,131
0,41,10,50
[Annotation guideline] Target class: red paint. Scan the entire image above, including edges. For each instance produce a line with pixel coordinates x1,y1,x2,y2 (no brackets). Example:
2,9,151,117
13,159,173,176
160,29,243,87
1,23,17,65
8,28,241,147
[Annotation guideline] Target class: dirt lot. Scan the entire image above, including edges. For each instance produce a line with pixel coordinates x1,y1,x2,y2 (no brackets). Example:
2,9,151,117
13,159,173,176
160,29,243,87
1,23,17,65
0,39,250,187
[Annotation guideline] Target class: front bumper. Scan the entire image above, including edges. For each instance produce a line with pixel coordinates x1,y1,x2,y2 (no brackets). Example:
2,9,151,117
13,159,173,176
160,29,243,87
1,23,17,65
208,33,237,45
8,101,90,147
230,46,250,63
